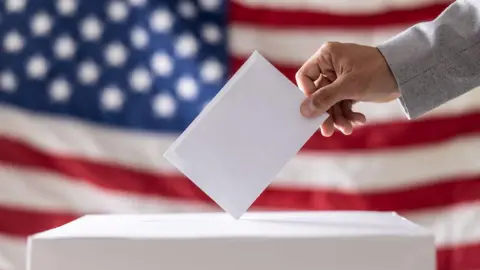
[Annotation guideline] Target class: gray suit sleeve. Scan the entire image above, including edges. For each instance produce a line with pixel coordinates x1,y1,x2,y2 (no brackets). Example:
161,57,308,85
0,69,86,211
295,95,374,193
376,0,480,119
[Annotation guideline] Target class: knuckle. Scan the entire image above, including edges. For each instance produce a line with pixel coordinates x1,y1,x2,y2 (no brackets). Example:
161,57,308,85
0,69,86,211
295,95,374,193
320,41,338,54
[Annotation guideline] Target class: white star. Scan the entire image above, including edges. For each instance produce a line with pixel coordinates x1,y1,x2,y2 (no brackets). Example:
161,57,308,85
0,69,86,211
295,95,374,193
201,59,223,83
3,31,24,53
31,12,54,36
107,1,129,22
152,93,176,118
150,9,173,33
151,52,173,76
101,86,124,111
175,34,198,58
78,61,100,85
80,16,104,41
0,71,17,93
49,78,72,102
56,0,78,16
54,35,76,60
129,0,147,7
176,76,198,101
199,0,221,12
178,1,197,19
26,55,49,79
104,42,128,67
6,0,27,13
130,27,149,49
202,24,222,44
129,68,151,92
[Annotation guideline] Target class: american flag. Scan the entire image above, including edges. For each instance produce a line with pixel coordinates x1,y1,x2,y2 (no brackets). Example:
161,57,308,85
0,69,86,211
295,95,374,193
0,0,479,269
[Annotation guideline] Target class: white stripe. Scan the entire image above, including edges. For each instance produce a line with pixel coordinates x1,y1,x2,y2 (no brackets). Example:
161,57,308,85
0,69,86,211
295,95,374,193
232,0,452,14
229,24,408,65
405,202,480,246
0,165,215,214
0,104,177,173
1,104,480,192
353,90,480,123
277,134,480,191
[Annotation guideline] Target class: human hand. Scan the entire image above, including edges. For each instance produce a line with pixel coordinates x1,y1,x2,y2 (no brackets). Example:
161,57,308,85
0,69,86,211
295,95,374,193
296,42,400,136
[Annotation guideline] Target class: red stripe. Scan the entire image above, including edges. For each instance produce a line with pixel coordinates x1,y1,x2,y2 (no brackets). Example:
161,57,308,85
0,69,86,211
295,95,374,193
438,243,480,270
231,57,298,82
0,136,479,212
302,112,480,151
229,1,451,28
0,206,78,237
0,206,479,270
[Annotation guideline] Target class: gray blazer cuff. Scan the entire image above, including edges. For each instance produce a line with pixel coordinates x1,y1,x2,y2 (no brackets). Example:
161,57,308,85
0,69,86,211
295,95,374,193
377,31,430,120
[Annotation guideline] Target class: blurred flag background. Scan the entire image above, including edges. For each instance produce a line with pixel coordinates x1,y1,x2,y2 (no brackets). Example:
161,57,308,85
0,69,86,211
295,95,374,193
1,0,479,270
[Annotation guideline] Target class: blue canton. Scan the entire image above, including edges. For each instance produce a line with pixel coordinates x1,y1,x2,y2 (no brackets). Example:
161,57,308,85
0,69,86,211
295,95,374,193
0,0,228,132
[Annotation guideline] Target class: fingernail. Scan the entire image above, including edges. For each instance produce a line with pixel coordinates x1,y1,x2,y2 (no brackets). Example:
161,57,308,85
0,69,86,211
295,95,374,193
354,120,365,125
300,99,315,117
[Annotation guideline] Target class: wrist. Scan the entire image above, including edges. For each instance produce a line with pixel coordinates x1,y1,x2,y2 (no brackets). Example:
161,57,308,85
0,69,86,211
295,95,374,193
374,47,401,101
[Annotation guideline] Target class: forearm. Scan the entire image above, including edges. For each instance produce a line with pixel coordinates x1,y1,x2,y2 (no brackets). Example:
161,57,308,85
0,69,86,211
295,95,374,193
377,0,480,119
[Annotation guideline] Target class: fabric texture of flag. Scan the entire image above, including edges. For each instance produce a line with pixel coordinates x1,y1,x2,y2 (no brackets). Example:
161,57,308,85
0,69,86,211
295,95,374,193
0,0,479,270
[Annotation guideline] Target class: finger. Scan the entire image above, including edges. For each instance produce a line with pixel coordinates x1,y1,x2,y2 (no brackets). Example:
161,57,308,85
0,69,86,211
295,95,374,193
320,115,335,137
350,112,367,125
314,75,331,93
340,100,366,125
296,43,338,96
300,76,353,118
332,104,353,135
295,57,322,96
316,42,338,83
339,100,354,119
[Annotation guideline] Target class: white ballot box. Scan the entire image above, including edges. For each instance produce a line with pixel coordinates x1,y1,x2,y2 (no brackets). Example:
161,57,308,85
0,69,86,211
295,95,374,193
27,211,435,270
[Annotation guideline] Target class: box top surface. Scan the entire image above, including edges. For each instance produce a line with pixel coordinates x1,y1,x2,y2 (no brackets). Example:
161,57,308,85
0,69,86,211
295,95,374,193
33,211,431,240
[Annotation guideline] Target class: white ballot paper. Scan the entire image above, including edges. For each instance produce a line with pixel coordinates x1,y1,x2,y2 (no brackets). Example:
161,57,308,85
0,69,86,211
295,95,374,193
164,51,328,219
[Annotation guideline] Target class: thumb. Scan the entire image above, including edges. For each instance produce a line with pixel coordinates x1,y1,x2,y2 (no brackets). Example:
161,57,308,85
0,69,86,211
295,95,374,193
300,76,352,118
